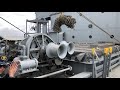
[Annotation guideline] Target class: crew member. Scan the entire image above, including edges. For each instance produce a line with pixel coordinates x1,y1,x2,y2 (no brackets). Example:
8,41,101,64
0,56,18,78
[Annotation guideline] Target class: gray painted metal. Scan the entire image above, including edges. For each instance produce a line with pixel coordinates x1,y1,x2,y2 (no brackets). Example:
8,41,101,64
63,47,120,78
46,42,67,59
60,41,75,55
35,12,120,43
69,72,92,78
18,12,120,78
102,55,108,78
13,57,39,75
34,66,71,78
20,33,54,59
18,58,38,70
46,40,74,59
94,54,120,78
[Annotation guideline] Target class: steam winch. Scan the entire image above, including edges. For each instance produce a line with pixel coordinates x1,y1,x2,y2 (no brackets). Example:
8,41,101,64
1,12,120,78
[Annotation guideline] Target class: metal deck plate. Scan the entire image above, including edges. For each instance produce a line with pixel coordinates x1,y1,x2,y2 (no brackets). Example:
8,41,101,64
69,72,92,78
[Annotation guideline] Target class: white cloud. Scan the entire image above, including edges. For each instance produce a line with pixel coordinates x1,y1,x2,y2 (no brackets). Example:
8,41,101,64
0,12,36,32
0,28,24,40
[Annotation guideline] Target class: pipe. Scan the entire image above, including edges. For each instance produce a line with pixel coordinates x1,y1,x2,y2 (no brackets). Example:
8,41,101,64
34,66,72,78
1,45,9,54
18,44,26,56
25,20,27,38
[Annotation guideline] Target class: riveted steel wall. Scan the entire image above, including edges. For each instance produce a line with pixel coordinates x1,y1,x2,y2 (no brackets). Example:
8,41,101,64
35,12,120,43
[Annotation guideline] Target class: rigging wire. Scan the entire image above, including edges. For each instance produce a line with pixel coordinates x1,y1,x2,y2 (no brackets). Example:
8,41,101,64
77,12,120,43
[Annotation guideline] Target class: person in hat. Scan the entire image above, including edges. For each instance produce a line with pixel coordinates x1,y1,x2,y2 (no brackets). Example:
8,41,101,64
0,56,18,78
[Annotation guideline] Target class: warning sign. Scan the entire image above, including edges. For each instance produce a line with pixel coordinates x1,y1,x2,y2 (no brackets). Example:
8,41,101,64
0,56,7,61
109,47,112,54
104,48,109,55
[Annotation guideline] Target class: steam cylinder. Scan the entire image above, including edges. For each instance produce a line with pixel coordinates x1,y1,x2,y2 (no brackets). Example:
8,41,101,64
13,57,38,71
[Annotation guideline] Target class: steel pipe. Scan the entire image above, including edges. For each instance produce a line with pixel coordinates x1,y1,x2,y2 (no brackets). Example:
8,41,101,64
34,66,72,78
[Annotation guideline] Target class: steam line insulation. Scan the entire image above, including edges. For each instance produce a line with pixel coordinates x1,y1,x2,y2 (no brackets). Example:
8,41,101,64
77,12,120,43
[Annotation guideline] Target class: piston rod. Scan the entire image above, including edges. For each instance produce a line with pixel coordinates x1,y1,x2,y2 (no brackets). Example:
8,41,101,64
34,66,72,78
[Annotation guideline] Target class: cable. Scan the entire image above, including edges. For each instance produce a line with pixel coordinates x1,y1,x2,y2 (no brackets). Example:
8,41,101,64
77,12,120,43
0,17,26,34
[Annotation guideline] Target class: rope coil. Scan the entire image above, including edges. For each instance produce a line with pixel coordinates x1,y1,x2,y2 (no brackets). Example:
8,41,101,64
53,15,76,32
